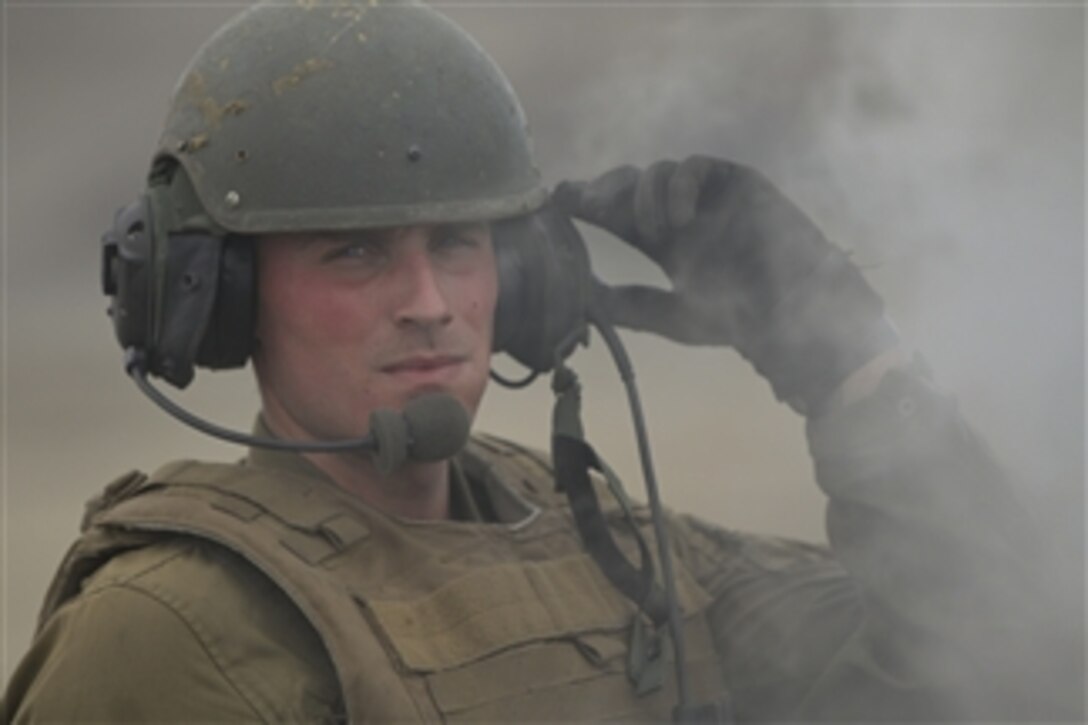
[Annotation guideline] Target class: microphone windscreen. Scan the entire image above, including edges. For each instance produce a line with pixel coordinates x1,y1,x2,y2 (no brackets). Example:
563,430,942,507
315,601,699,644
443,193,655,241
403,393,470,462
369,408,409,476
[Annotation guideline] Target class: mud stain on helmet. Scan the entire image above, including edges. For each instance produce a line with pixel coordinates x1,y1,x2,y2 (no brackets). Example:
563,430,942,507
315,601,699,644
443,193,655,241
272,58,336,96
180,71,252,130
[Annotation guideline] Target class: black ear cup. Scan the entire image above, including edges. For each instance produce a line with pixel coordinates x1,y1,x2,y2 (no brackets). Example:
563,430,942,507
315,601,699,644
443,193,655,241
492,204,593,373
102,195,256,389
194,235,255,372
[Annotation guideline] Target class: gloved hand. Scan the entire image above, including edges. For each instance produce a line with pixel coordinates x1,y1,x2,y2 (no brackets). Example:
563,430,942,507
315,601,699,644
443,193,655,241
554,156,900,414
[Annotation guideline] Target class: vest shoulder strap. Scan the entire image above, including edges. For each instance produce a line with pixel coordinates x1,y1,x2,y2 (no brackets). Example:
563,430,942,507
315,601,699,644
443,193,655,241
80,459,419,721
37,470,156,630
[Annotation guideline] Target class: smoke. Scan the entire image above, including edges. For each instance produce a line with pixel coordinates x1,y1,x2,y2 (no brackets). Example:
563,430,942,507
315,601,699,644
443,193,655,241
459,3,1083,544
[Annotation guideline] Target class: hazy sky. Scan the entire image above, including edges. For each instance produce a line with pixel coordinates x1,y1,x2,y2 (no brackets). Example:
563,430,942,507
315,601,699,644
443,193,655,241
2,0,1083,680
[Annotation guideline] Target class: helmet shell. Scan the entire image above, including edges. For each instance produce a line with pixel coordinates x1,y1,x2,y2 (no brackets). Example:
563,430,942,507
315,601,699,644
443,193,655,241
157,0,547,233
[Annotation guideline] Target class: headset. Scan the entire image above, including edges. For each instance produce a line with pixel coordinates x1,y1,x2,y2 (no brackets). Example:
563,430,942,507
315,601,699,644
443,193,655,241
100,162,593,392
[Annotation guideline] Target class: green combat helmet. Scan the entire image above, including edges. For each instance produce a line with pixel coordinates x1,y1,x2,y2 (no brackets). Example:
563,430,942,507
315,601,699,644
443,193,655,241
156,0,548,233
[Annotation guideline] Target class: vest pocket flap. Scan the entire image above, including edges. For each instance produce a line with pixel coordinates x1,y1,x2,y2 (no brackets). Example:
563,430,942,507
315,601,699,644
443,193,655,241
426,637,619,715
426,624,726,722
365,554,633,672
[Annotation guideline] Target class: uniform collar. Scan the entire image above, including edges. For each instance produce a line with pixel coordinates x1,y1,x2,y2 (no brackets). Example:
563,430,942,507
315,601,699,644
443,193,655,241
245,415,488,522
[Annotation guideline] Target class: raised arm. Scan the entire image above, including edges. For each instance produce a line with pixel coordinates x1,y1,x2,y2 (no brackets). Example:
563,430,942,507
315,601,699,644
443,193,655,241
557,158,1079,720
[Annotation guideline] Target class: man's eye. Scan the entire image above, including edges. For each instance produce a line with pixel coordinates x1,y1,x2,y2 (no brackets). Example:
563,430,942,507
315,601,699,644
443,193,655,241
324,240,384,262
436,235,475,250
433,234,484,256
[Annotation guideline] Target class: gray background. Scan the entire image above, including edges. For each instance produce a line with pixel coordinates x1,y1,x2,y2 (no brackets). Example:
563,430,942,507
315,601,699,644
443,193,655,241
3,0,1084,681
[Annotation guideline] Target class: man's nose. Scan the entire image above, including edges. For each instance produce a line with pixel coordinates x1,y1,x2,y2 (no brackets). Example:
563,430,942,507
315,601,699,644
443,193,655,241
392,246,453,328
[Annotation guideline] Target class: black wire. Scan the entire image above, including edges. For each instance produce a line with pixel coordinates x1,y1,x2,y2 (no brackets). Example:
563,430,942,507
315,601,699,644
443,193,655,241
489,366,539,389
587,311,692,712
125,349,374,453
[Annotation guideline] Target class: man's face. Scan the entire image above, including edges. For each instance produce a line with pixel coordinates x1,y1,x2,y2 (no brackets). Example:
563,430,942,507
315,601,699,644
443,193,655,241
252,223,497,443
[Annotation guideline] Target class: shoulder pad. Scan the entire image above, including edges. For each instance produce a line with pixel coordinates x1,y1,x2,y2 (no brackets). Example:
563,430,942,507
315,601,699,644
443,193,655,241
81,470,149,531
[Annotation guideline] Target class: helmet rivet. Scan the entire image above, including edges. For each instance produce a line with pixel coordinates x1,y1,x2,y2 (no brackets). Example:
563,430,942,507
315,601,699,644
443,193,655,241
225,190,241,208
406,145,423,163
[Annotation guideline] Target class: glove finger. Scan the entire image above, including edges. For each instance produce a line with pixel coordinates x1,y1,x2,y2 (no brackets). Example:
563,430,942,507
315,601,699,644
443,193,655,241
594,282,709,345
553,166,642,243
551,180,588,215
668,155,718,228
633,160,678,245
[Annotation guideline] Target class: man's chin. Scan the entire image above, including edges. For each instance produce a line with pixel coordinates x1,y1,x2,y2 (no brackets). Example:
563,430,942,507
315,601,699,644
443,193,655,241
382,370,485,416
405,385,480,421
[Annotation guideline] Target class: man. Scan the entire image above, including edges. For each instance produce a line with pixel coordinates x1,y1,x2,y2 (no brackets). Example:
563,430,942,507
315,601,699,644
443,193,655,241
2,1,1072,722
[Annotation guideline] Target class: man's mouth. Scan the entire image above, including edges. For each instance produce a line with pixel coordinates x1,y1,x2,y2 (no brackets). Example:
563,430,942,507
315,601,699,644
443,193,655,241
381,355,467,377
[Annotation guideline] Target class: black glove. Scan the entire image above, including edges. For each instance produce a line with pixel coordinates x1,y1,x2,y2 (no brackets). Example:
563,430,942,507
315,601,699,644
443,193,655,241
554,156,900,414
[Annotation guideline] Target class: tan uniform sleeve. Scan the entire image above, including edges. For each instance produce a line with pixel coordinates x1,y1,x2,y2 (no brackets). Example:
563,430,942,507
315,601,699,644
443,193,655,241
3,539,343,724
675,364,1080,721
4,584,264,723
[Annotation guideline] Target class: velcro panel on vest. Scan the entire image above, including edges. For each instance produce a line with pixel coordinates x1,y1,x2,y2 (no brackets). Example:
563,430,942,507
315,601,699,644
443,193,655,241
366,549,713,674
366,554,631,672
424,599,726,721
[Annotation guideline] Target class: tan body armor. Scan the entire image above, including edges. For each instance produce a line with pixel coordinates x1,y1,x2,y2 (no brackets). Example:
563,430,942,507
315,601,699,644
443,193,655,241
40,437,727,722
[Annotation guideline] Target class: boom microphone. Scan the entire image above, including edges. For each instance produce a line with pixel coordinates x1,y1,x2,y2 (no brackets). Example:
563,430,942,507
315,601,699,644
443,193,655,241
368,393,471,474
126,349,470,473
